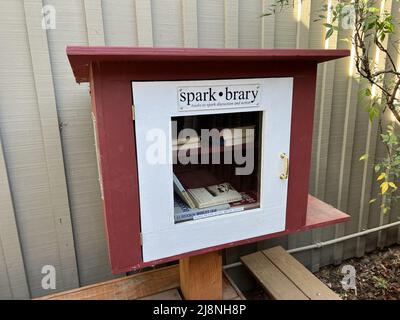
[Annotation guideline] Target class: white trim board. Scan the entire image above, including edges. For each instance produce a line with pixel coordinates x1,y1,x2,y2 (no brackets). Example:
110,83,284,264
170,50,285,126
133,78,293,261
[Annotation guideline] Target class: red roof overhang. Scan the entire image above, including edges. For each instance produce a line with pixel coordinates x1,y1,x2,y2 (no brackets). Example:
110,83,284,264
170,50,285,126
67,46,350,83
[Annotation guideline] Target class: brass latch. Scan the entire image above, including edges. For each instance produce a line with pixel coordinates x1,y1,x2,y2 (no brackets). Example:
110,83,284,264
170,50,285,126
280,153,289,180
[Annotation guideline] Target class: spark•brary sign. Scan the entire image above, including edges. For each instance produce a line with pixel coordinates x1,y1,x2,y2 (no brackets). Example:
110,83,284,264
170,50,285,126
178,84,261,110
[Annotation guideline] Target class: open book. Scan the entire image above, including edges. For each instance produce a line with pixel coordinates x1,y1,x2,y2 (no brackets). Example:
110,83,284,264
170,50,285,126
187,182,243,209
174,174,243,209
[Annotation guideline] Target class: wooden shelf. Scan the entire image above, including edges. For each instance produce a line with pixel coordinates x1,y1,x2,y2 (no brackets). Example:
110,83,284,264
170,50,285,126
302,195,350,231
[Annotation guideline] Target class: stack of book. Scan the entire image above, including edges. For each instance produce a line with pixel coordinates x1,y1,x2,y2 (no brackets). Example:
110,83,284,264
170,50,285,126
173,173,259,223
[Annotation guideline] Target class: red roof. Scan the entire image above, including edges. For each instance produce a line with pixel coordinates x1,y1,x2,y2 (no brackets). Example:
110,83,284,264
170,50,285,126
67,46,350,82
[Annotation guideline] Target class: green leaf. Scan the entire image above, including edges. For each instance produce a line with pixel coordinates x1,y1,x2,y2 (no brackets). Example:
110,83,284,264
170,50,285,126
325,28,334,39
368,106,379,123
369,198,377,204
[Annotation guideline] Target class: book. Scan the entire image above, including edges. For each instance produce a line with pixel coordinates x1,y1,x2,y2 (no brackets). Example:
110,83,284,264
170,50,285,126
172,141,200,151
174,196,243,223
172,136,200,146
220,125,255,141
229,191,259,210
173,173,196,209
187,182,243,209
223,136,255,147
220,125,256,147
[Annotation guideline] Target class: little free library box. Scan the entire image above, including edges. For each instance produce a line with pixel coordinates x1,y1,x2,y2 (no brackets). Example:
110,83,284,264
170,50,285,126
67,47,351,274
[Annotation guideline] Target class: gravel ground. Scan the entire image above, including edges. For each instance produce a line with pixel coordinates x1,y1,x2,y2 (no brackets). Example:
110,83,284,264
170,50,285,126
314,244,400,300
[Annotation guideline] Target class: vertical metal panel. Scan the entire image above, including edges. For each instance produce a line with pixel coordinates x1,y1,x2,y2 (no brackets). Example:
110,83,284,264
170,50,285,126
355,0,386,257
324,18,353,265
274,0,297,48
43,0,114,289
312,0,339,269
152,0,183,47
0,0,80,298
238,0,262,48
370,0,396,251
224,0,239,48
182,0,198,48
0,136,30,299
261,0,275,49
135,0,154,46
197,0,224,48
24,0,80,293
102,0,138,46
83,0,105,46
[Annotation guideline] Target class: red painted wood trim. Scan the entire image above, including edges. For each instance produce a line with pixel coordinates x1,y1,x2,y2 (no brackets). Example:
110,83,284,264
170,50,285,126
67,47,350,82
135,195,350,270
285,66,318,231
90,63,142,273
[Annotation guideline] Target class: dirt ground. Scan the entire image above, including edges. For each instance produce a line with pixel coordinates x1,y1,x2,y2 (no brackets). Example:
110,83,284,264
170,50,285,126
315,244,400,300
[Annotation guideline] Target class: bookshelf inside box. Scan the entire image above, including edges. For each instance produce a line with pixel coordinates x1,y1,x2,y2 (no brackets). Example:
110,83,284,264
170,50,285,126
172,111,262,223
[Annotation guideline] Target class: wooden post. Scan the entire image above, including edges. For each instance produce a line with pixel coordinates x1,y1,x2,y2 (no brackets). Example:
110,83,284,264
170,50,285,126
179,250,222,300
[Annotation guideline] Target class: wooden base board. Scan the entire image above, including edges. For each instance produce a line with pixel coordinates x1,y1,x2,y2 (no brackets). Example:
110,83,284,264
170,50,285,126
36,263,243,300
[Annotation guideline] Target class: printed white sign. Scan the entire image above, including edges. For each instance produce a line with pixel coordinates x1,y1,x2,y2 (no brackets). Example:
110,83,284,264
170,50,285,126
178,84,261,111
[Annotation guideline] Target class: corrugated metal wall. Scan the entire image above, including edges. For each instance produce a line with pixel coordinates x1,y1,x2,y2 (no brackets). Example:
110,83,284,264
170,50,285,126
0,0,399,299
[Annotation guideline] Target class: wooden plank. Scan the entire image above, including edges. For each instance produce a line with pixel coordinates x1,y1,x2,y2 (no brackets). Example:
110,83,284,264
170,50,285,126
139,289,182,300
223,269,246,300
0,136,30,299
304,195,350,230
180,251,222,300
241,252,308,300
37,265,179,300
263,247,340,300
222,275,239,300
